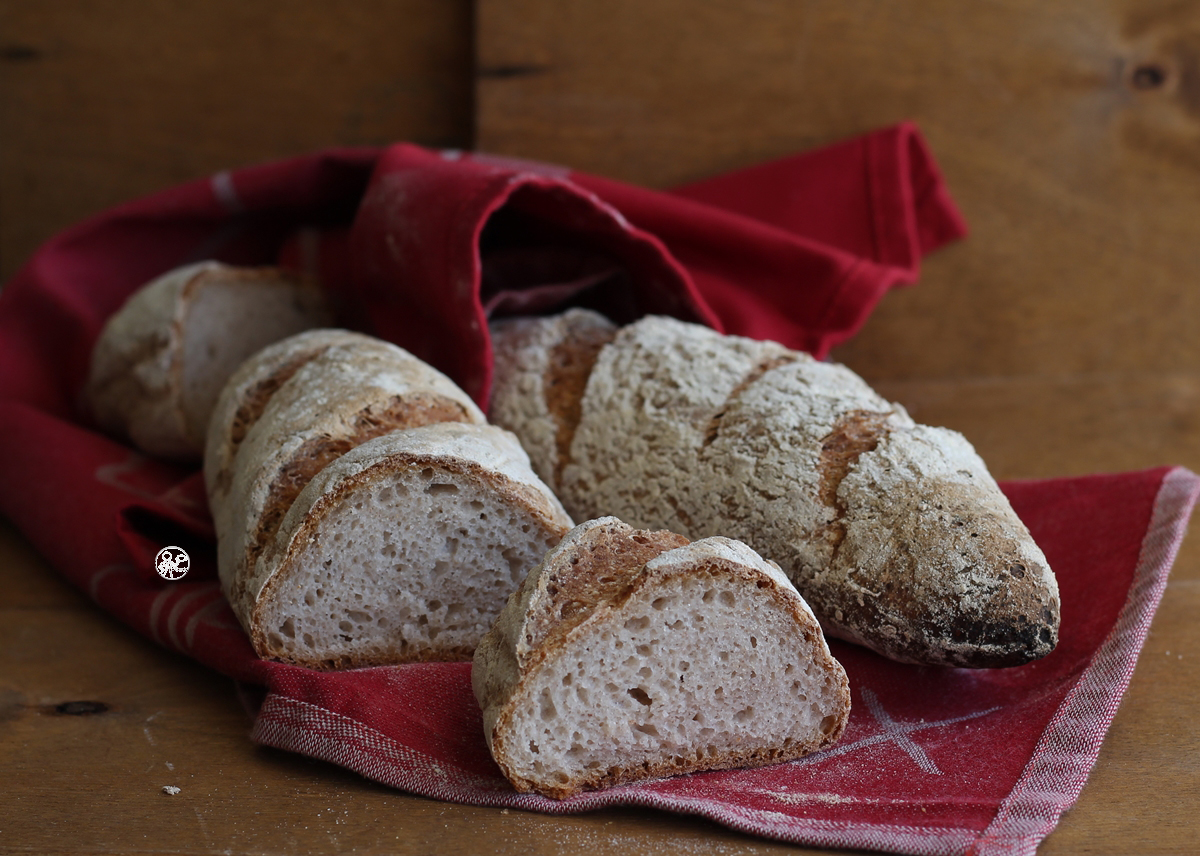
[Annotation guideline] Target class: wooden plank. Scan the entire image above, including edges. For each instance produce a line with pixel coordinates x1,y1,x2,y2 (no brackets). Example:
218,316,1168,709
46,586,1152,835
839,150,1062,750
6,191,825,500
0,0,473,282
476,0,1200,385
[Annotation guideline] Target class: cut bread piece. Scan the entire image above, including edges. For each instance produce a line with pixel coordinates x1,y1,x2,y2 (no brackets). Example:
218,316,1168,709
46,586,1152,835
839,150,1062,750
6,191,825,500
212,333,487,615
241,423,574,668
204,328,375,521
87,261,330,459
473,517,851,799
488,311,1060,668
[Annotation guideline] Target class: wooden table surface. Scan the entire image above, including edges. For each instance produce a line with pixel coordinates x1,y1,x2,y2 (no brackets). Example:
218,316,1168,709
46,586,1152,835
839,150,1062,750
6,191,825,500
4,1,1200,853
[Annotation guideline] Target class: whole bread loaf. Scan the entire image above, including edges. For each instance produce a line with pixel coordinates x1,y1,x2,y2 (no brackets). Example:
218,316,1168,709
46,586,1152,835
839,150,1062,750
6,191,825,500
87,261,330,459
473,516,851,798
488,310,1060,668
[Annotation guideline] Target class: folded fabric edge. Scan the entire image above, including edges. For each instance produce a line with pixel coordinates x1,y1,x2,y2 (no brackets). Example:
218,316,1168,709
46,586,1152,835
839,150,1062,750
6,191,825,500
971,466,1200,856
249,692,983,855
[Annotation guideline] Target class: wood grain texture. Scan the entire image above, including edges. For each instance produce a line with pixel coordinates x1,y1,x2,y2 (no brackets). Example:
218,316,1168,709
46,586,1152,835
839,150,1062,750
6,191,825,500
477,0,1200,387
0,0,473,282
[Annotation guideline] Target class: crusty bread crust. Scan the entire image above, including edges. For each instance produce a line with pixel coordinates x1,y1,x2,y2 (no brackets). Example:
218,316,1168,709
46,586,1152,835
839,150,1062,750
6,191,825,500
204,329,372,526
474,518,851,798
488,309,617,489
87,261,329,459
488,312,1060,668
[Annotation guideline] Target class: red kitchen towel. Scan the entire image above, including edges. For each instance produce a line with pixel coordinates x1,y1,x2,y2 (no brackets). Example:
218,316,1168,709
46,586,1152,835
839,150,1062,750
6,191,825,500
1,123,1193,855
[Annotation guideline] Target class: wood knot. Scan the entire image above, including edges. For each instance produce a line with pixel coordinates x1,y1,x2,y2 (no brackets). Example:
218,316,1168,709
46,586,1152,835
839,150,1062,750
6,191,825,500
53,700,110,716
1130,62,1169,90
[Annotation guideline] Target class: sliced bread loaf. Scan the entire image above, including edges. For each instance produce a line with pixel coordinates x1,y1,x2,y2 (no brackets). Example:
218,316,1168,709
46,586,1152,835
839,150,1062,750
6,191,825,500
243,423,573,667
473,517,851,798
211,332,487,619
87,261,330,459
488,311,1060,668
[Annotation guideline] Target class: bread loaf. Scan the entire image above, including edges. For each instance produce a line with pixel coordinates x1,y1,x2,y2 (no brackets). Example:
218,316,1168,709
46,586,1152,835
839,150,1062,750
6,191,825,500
473,517,851,798
206,330,487,628
488,310,1060,668
244,423,573,667
87,261,329,459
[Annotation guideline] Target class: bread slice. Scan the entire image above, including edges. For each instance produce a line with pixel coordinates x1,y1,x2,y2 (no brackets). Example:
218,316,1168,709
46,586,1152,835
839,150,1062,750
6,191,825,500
87,261,330,459
242,423,574,668
212,333,487,618
204,328,374,521
473,517,851,799
488,311,1061,668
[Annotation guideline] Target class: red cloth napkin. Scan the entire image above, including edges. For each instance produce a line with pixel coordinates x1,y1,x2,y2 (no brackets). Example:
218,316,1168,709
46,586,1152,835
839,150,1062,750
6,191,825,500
1,123,1195,855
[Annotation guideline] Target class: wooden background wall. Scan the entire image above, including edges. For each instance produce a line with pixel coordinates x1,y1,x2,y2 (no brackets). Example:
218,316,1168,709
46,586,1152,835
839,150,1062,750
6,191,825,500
0,0,473,283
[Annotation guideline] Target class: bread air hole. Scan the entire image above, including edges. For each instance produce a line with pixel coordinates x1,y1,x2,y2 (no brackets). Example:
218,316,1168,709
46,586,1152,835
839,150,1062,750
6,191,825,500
426,482,458,496
502,547,529,582
820,715,838,735
634,722,660,738
627,687,652,706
